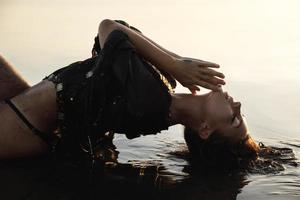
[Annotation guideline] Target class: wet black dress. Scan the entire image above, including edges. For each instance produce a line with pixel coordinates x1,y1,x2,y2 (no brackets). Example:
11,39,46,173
44,30,174,160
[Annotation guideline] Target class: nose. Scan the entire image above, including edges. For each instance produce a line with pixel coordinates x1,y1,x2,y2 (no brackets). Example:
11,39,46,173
233,102,241,107
233,102,241,115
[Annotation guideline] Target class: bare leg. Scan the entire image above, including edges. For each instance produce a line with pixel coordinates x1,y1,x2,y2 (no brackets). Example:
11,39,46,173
0,80,57,159
0,54,30,101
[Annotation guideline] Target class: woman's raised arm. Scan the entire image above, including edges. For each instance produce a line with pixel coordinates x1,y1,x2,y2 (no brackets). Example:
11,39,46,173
98,19,225,93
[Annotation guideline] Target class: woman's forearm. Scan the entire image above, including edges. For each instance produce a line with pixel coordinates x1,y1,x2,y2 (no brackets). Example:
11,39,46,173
114,20,181,60
98,19,224,92
137,32,181,59
98,19,179,75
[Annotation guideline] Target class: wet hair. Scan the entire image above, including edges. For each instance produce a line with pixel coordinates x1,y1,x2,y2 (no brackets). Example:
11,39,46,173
178,127,297,174
92,35,101,57
183,126,260,171
250,142,298,174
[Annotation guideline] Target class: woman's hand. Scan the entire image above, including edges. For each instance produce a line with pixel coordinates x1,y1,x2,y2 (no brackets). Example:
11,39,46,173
171,57,225,94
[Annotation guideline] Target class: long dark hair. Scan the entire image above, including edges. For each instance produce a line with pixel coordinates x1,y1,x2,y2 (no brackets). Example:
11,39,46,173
183,126,298,174
183,127,260,170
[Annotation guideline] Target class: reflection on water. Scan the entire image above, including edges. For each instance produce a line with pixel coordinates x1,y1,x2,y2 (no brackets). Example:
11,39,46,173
113,128,300,200
0,131,298,200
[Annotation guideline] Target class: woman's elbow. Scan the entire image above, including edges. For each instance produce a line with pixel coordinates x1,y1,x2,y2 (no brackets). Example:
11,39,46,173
99,19,115,30
98,19,118,48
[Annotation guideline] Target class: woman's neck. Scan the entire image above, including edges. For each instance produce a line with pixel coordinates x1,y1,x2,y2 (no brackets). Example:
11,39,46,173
169,93,209,126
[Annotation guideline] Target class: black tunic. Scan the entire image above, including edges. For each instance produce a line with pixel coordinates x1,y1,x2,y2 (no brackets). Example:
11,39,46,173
44,30,174,158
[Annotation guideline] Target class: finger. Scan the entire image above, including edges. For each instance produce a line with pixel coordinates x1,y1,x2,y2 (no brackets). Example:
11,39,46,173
198,74,226,85
198,61,220,68
196,80,222,92
199,67,225,78
200,67,225,78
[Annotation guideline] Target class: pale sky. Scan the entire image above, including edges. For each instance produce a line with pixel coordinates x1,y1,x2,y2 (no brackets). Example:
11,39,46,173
1,0,300,88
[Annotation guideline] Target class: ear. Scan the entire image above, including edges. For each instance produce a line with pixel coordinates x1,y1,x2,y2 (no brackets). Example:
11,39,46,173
197,122,214,140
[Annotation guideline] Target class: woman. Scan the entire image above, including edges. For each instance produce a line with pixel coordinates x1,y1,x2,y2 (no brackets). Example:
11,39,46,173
0,19,257,166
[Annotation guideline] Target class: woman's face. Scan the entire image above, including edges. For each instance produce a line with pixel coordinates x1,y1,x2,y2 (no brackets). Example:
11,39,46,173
205,91,248,143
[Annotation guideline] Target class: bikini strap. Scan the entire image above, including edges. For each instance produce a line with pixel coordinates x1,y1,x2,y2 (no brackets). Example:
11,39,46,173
4,99,59,149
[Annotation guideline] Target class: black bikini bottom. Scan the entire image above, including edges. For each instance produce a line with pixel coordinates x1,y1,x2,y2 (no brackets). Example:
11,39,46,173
4,99,59,149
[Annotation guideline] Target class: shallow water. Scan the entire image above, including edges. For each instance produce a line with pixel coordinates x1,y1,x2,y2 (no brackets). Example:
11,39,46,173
1,0,300,199
113,124,300,200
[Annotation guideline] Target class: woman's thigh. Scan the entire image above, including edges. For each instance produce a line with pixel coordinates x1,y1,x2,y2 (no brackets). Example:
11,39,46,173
0,80,57,159
0,102,49,159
